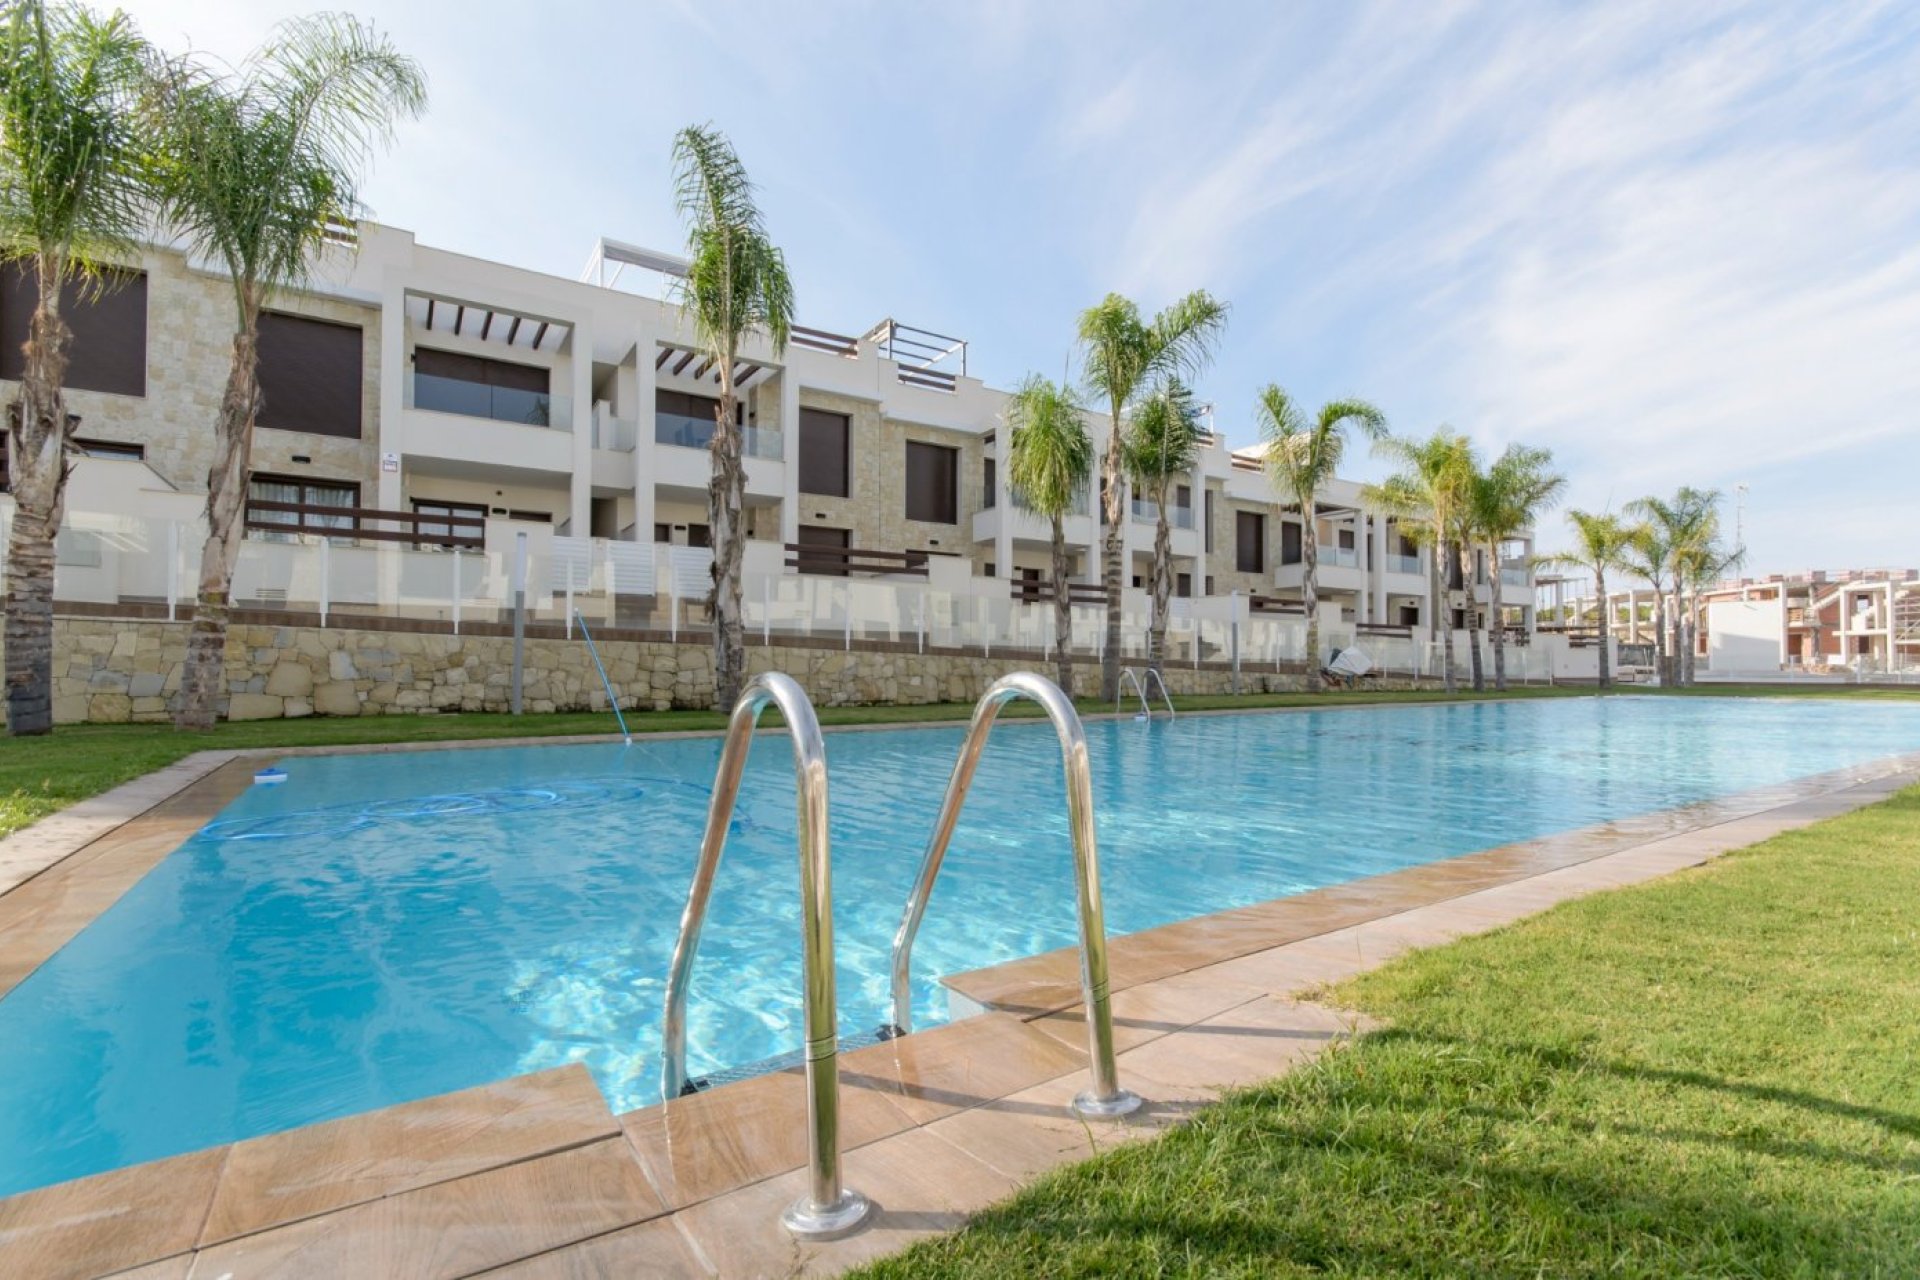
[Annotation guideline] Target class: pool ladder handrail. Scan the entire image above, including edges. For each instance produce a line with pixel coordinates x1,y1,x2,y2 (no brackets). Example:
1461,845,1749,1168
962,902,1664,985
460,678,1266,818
1116,665,1176,721
885,671,1142,1120
658,672,871,1240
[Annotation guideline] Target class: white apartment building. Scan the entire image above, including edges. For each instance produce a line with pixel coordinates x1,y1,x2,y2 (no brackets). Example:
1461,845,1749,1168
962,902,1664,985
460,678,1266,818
0,219,1541,661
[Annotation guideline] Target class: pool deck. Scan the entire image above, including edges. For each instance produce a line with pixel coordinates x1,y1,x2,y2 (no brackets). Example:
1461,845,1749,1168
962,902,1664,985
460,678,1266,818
1,727,1916,1278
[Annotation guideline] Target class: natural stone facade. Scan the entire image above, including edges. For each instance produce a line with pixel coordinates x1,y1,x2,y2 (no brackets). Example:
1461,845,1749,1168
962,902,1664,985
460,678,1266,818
42,250,381,500
794,388,986,569
21,616,1359,724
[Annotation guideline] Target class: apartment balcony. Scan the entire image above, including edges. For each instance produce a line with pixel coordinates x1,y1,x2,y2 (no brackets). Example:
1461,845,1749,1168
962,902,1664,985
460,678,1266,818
974,490,1095,549
1274,547,1367,593
1500,558,1533,602
401,374,574,476
650,411,784,500
1382,550,1427,592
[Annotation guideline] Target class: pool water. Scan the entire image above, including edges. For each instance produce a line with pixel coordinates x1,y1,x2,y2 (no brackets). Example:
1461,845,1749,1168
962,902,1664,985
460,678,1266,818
2,695,1917,1196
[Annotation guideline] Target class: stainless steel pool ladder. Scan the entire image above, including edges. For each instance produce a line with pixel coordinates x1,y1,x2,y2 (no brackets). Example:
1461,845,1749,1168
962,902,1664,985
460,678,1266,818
884,671,1142,1120
658,672,871,1240
1116,665,1175,720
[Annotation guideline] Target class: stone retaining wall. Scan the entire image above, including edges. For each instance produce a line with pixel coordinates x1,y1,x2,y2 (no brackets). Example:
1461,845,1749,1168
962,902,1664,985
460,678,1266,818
25,616,1383,724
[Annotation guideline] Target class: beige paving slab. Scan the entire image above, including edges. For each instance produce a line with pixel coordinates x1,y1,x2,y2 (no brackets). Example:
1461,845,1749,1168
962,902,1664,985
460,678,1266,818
834,1011,1086,1126
201,1064,618,1245
1115,997,1361,1098
619,1061,918,1212
185,1137,662,1280
671,1125,1019,1279
472,1216,715,1279
0,1145,227,1280
1027,965,1268,1055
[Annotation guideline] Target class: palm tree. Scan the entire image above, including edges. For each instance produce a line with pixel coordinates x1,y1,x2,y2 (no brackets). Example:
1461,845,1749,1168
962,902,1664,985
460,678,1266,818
153,14,425,729
668,125,793,710
1122,378,1202,673
0,0,149,735
1255,386,1385,681
1543,509,1636,687
1077,290,1226,700
1004,375,1093,695
1626,487,1719,686
1468,445,1566,691
1619,521,1673,682
1363,429,1475,693
1674,513,1738,686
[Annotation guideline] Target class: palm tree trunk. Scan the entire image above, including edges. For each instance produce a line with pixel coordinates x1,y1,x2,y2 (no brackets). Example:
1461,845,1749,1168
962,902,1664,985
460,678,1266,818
709,367,747,710
1595,568,1611,688
1487,538,1508,691
4,256,73,736
1302,500,1321,687
1462,543,1484,691
1148,480,1172,675
1667,580,1683,686
1099,416,1124,702
1051,515,1073,696
1432,539,1455,694
175,317,262,729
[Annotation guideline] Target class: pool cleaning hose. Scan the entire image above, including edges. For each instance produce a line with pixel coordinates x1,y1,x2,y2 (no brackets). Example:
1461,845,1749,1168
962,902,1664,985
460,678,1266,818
573,610,632,745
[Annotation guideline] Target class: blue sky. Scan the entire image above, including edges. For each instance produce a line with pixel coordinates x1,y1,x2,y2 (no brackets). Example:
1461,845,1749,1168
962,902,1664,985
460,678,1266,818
123,0,1920,574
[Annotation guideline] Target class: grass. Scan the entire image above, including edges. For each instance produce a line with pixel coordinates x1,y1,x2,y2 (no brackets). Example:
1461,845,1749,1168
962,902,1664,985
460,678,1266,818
1,680,1912,843
856,784,1920,1278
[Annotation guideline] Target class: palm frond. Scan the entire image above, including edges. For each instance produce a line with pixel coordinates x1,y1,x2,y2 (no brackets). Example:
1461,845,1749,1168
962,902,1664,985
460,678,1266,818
1004,374,1093,517
669,124,793,365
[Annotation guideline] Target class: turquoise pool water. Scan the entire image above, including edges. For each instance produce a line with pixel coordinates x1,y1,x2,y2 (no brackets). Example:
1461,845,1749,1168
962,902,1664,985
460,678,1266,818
2,695,1917,1196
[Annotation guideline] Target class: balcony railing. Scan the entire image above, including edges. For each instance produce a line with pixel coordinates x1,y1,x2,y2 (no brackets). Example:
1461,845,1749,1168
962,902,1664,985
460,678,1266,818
592,407,637,452
1384,552,1422,575
654,411,783,460
1129,498,1194,529
1500,567,1530,587
409,372,568,430
1012,488,1090,518
1320,545,1360,569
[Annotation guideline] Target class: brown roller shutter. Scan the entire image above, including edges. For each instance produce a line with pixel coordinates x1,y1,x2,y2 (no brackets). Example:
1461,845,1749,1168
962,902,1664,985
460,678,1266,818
0,261,146,396
798,407,849,496
904,440,958,524
257,312,364,438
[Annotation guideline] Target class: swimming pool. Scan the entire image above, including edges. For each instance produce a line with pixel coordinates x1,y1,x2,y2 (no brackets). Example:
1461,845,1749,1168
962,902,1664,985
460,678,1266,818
2,695,1918,1196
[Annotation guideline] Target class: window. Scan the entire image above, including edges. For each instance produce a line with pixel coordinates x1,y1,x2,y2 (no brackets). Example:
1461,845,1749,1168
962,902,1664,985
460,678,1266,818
686,522,711,548
1337,526,1356,551
411,499,485,547
1205,575,1215,595
984,562,996,578
1281,520,1303,565
0,261,146,395
506,509,552,524
73,438,143,461
653,522,670,543
1399,603,1421,627
259,312,363,439
413,348,551,425
982,456,996,508
795,524,850,576
1204,490,1215,553
1175,483,1192,512
248,474,358,544
904,440,958,524
656,388,737,449
1176,572,1192,598
1236,510,1266,573
798,407,850,497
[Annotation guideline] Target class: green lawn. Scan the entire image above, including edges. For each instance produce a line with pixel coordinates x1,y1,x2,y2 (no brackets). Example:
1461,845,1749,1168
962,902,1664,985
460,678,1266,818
858,784,1920,1278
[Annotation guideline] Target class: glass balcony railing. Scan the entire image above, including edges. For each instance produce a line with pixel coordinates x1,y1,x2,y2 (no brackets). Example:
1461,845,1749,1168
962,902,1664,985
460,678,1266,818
1320,545,1360,569
592,409,637,452
1011,487,1091,517
1501,567,1531,587
1385,552,1422,575
1129,498,1194,529
654,411,783,460
409,372,568,429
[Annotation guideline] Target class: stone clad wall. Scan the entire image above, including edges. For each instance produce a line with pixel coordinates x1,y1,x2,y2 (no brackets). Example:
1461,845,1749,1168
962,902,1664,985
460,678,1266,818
27,617,1348,724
